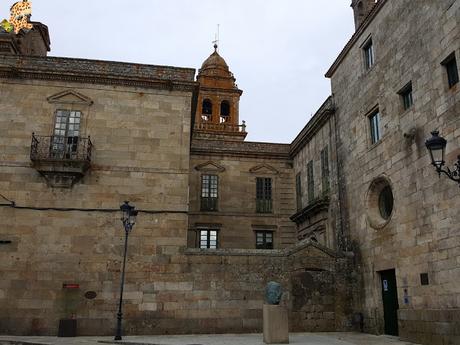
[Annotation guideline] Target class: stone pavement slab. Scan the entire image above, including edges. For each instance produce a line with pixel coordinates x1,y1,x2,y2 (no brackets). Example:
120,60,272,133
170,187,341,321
0,333,420,345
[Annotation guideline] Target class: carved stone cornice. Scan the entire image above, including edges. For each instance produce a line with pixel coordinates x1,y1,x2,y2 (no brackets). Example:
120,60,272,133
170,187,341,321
0,54,198,92
290,196,330,225
191,138,291,160
290,96,335,157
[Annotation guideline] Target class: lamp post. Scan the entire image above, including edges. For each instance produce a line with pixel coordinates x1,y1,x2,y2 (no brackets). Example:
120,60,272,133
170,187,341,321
114,201,138,341
425,131,460,184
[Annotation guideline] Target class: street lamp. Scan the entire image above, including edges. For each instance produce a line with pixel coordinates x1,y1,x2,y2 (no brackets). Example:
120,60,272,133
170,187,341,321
425,131,460,184
115,201,138,341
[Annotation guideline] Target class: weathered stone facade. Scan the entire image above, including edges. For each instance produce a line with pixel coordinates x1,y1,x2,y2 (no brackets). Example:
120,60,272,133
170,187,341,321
326,0,460,344
0,20,352,336
1,1,459,343
290,97,342,250
189,139,296,250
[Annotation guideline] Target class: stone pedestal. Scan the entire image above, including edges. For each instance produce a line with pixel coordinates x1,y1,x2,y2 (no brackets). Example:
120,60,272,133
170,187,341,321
263,304,289,344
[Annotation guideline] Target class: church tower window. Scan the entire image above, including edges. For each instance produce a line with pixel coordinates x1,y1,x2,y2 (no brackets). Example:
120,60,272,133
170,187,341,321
220,101,230,123
202,99,213,121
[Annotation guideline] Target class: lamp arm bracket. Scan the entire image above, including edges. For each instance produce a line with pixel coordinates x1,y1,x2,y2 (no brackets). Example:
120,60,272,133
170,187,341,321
438,166,460,184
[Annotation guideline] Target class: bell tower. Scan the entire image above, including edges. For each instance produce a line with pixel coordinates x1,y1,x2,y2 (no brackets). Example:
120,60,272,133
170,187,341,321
193,45,247,141
351,0,376,30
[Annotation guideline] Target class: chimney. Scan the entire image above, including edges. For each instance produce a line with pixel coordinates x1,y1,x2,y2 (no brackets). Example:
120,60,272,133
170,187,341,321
351,0,376,30
16,22,51,56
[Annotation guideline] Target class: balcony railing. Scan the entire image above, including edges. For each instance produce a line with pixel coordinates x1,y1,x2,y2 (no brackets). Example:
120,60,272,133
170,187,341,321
30,133,92,162
201,197,218,212
256,199,273,214
194,121,247,134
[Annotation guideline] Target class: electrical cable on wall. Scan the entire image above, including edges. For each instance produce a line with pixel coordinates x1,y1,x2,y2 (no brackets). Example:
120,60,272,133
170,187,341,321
0,196,187,215
0,193,15,206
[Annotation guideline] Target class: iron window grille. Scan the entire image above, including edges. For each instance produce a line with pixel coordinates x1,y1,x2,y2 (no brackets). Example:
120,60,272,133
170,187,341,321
256,231,274,250
201,175,218,211
256,177,273,213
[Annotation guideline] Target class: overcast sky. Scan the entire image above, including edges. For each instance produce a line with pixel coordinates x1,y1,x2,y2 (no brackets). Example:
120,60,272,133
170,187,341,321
8,1,355,143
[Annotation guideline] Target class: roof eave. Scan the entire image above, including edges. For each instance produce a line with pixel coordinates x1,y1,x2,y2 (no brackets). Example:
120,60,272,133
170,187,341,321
325,0,388,79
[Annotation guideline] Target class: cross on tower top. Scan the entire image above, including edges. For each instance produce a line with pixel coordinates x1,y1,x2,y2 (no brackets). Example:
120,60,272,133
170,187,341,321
212,24,220,52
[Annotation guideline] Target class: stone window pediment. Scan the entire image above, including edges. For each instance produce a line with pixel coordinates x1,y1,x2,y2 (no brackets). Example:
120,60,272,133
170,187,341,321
194,161,225,173
249,164,279,175
31,90,94,188
47,89,94,106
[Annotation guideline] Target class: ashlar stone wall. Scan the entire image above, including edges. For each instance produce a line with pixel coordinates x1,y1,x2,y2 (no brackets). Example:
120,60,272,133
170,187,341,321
291,98,342,250
0,72,193,334
329,1,460,343
189,140,296,250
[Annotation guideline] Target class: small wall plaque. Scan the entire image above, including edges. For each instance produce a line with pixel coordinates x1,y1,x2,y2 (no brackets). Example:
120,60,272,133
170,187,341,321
63,283,80,289
84,291,97,300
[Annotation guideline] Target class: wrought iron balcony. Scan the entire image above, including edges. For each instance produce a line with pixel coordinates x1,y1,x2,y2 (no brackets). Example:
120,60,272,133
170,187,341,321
201,197,218,212
31,133,92,162
30,133,93,188
256,199,273,214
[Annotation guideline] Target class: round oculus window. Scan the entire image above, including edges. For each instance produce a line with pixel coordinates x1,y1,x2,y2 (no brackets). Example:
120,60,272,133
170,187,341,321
366,177,394,229
378,186,394,220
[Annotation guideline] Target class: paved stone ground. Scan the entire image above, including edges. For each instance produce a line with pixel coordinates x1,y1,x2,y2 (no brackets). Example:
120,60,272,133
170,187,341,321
0,333,420,345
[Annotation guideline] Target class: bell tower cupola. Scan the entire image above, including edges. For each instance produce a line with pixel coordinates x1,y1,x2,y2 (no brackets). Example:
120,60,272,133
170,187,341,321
193,45,247,141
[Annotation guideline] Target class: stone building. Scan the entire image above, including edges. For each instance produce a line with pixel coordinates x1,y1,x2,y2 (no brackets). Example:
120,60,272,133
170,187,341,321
0,0,351,337
325,1,460,344
0,0,459,344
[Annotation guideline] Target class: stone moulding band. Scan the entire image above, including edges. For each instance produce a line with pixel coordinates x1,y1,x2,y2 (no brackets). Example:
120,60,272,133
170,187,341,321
0,68,198,92
0,54,198,92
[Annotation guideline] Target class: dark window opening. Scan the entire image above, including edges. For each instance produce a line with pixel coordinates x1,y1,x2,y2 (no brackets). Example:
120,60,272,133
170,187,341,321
307,161,314,203
321,147,330,194
256,177,272,213
256,231,274,249
363,39,374,70
201,175,218,211
442,53,459,88
369,110,381,144
199,230,218,249
220,101,230,123
420,273,429,286
378,185,394,220
398,82,413,110
202,99,213,121
296,173,302,211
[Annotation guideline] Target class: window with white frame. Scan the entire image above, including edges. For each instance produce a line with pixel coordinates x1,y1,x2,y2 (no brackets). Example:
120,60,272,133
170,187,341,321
199,229,218,249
